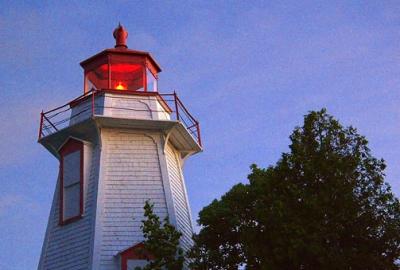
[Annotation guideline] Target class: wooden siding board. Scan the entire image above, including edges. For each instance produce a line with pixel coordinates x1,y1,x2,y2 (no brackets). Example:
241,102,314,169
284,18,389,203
40,123,195,270
38,143,98,270
99,129,168,270
165,143,194,255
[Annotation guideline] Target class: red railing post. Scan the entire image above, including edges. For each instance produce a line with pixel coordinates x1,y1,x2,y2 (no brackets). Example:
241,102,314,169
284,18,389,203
38,91,201,146
42,114,58,132
174,91,180,121
38,110,44,140
91,90,95,117
196,121,202,147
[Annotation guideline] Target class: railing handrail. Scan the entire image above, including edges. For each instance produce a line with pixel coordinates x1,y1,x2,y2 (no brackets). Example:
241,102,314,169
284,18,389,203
39,89,202,147
43,89,96,115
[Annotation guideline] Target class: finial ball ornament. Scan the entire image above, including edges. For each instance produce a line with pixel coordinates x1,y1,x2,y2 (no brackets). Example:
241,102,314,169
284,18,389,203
113,23,128,48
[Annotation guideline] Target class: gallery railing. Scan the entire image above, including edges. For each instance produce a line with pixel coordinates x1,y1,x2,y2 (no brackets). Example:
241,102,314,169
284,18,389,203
38,89,201,147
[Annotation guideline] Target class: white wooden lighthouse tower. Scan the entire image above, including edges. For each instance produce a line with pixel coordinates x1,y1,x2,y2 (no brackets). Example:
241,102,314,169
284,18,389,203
37,25,202,270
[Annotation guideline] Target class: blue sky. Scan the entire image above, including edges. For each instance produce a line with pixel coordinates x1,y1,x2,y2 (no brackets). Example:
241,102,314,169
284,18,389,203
1,1,400,269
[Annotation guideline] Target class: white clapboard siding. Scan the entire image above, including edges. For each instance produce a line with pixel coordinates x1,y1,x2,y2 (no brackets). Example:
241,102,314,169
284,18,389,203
98,129,168,270
69,93,170,128
69,99,92,126
38,143,98,270
69,96,104,126
165,143,194,252
103,94,170,121
109,96,152,119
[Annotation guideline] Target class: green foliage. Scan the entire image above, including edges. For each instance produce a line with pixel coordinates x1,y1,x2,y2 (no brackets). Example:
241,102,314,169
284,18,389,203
189,109,400,270
135,200,185,270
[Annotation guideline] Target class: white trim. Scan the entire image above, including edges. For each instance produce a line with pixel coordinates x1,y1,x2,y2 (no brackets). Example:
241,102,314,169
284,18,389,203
113,241,143,257
57,135,92,152
37,173,60,270
174,145,196,233
89,128,105,270
157,134,178,227
162,128,173,154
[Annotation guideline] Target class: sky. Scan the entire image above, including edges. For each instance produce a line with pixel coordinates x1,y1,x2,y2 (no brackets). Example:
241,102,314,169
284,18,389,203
0,1,400,269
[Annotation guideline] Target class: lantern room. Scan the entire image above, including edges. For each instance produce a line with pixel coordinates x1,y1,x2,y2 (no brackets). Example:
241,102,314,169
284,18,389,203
80,24,161,93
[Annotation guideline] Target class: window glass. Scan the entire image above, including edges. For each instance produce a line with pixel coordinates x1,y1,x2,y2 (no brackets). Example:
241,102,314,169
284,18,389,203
110,63,144,91
63,151,81,186
146,68,157,92
85,63,110,91
127,260,148,269
62,150,81,221
64,184,80,219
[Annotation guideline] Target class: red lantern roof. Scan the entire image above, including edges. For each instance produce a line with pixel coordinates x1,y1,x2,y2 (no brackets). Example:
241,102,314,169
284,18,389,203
80,24,161,93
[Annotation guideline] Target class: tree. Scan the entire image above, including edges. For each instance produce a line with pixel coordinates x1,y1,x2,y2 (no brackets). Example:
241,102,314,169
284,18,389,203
135,200,185,270
190,109,400,270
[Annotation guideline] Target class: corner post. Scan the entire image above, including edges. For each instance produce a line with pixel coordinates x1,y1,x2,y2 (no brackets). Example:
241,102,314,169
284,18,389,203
91,90,95,117
38,110,44,140
174,91,179,121
196,121,202,147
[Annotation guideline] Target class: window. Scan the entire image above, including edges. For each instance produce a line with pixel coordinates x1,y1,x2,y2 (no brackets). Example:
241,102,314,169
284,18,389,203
59,138,84,225
146,68,158,92
83,56,147,92
119,243,154,270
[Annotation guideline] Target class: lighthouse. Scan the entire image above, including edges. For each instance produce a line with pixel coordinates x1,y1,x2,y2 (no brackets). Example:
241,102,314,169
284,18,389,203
37,25,202,270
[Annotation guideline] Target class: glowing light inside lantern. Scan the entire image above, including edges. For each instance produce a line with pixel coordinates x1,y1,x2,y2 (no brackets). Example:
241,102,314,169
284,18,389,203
115,82,126,90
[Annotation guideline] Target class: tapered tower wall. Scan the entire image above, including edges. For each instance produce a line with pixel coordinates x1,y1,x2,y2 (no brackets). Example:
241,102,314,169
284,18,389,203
165,143,194,252
38,142,100,270
95,129,169,269
38,127,196,270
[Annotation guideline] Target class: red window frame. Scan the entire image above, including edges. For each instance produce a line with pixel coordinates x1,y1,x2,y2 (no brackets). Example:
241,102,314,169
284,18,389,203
59,138,84,225
120,243,154,270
